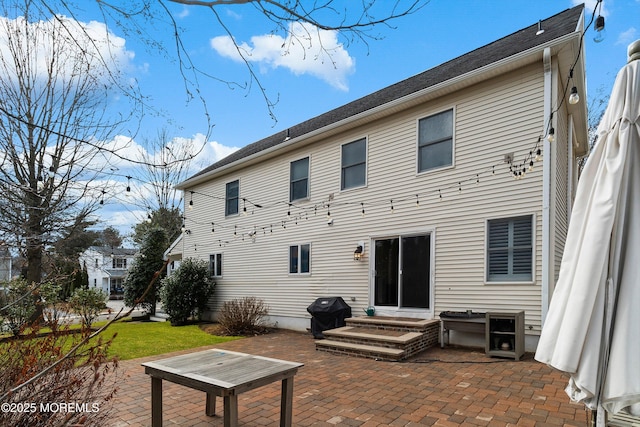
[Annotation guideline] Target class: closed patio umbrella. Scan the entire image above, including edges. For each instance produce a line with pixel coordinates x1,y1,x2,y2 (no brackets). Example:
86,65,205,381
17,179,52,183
535,40,640,425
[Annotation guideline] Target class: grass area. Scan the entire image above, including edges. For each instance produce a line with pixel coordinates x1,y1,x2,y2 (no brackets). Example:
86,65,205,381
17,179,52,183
0,319,241,361
89,320,241,360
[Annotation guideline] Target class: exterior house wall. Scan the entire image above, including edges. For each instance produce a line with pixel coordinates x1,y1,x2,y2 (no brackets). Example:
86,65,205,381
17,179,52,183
182,62,556,343
79,247,137,298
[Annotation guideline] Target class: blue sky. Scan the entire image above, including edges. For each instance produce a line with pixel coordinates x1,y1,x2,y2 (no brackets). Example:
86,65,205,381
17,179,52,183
13,0,640,239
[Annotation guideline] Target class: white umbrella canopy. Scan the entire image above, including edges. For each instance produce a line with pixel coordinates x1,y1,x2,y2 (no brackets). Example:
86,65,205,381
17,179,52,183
535,40,640,420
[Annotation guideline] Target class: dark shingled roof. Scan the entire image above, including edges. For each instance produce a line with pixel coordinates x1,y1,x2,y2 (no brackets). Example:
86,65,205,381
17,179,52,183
188,4,583,181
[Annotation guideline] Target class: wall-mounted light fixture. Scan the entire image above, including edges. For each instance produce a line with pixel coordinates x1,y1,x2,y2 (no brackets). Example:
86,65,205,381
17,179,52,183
353,241,365,261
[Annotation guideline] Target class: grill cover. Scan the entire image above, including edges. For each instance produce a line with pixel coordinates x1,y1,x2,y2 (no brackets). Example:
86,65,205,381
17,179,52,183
306,297,352,339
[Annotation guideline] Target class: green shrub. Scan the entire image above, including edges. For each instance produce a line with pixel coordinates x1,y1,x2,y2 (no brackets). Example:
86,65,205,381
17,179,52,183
69,287,106,329
217,297,269,336
38,282,67,331
160,258,214,326
0,278,36,336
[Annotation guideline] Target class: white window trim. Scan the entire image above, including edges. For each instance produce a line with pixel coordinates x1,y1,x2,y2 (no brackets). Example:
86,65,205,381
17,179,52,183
484,214,537,285
339,136,368,192
225,179,240,217
415,106,456,176
289,155,311,202
209,253,223,278
288,243,311,275
368,228,436,318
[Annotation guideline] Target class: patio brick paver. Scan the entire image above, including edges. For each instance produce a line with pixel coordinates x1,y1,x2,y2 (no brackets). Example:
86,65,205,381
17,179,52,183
106,329,589,426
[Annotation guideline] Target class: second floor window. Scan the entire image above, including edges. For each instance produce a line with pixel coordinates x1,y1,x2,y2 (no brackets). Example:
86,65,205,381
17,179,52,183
290,157,309,201
341,138,367,190
112,258,127,269
225,180,239,216
418,109,453,172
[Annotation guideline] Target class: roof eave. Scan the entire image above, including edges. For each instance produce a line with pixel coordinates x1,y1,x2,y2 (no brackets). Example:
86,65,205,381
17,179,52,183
177,32,584,189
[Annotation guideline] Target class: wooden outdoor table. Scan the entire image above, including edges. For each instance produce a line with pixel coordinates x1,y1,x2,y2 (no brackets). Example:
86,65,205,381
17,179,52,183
142,349,303,427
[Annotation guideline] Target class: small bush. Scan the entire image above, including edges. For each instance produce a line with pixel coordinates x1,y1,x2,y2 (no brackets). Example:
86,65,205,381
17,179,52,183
0,278,36,336
69,287,107,329
38,282,68,332
217,297,269,336
160,258,214,326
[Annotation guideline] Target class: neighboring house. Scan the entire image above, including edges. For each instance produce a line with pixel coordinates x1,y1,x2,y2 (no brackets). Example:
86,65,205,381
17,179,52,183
79,246,138,299
0,242,11,281
174,5,588,350
163,234,183,276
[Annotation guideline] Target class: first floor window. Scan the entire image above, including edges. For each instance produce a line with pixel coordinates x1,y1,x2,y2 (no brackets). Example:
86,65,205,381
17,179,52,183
487,215,533,282
289,244,310,274
209,253,222,277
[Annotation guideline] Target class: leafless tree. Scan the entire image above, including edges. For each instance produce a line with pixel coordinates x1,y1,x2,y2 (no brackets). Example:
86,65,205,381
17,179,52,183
0,0,139,284
31,0,430,123
137,128,197,212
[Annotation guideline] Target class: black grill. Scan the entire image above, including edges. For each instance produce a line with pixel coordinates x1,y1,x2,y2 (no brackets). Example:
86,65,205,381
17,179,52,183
306,297,352,339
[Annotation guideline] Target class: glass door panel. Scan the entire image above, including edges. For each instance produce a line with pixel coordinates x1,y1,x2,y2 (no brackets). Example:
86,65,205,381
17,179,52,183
374,238,399,306
400,235,430,309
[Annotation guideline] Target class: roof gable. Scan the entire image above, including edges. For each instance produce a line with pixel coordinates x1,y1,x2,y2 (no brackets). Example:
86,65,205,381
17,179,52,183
184,5,584,185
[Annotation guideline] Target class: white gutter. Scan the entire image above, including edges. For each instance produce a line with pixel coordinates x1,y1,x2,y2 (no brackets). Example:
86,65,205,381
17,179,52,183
541,47,553,324
178,32,582,189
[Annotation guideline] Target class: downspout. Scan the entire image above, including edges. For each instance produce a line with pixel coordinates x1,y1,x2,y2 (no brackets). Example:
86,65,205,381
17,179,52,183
541,47,553,324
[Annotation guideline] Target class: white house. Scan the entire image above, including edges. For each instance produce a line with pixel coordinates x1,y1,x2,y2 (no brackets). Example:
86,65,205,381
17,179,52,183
174,5,588,351
79,246,138,299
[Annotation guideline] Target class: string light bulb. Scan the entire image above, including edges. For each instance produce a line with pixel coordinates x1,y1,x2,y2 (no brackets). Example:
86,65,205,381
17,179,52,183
593,15,605,43
361,202,366,217
547,127,555,143
569,86,580,104
415,195,420,207
535,148,542,162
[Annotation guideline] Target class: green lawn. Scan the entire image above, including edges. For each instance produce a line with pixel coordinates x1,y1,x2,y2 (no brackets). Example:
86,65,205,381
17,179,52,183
90,320,240,360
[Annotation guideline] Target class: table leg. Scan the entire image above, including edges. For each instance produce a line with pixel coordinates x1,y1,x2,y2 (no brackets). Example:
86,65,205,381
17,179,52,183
206,392,216,416
223,394,238,427
280,376,294,427
150,377,163,427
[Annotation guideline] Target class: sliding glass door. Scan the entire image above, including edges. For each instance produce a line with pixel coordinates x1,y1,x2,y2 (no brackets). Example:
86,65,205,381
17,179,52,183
374,234,431,310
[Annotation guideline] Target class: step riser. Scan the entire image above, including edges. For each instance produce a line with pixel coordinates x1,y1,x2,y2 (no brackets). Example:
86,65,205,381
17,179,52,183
315,345,402,362
315,321,439,361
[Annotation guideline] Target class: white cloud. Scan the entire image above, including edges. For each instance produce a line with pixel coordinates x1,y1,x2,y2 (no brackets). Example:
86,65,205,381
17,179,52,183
0,15,135,84
616,27,638,45
572,0,609,17
210,22,355,91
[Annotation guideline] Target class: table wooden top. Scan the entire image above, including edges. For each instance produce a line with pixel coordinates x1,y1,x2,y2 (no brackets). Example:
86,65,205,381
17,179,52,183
142,349,303,391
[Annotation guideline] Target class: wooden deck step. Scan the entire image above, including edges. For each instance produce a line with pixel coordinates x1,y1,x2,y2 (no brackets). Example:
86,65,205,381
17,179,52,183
323,326,422,345
315,339,405,361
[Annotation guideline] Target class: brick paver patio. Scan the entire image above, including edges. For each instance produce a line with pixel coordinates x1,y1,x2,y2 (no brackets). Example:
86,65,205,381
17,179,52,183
107,329,588,426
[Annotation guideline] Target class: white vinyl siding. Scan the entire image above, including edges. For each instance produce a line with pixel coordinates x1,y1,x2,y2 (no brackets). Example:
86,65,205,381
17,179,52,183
486,215,534,282
181,62,559,337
